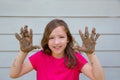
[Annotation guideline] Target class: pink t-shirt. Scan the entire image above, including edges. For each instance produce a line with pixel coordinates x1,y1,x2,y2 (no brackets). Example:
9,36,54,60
29,50,87,80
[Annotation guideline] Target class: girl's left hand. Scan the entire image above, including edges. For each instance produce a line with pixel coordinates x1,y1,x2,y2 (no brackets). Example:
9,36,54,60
73,26,100,54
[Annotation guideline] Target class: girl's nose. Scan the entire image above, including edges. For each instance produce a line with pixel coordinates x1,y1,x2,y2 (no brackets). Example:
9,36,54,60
54,38,60,44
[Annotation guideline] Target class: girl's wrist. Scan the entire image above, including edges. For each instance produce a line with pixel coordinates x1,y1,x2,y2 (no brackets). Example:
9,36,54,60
19,50,28,57
86,52,95,56
86,52,96,63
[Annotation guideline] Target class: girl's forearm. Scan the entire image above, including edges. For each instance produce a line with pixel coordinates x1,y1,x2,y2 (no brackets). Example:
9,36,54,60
87,52,105,80
10,51,28,78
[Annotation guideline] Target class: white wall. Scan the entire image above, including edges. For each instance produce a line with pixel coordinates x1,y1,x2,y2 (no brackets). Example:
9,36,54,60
0,0,120,80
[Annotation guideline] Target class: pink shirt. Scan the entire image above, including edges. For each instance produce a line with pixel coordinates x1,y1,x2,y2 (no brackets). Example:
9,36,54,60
29,50,87,80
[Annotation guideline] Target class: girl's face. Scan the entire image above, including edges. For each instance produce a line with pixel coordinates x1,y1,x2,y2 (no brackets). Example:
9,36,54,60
48,26,68,58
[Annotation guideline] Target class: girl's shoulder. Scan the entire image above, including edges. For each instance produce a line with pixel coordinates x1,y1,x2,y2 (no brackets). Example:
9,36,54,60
30,50,46,58
74,51,88,62
74,51,82,57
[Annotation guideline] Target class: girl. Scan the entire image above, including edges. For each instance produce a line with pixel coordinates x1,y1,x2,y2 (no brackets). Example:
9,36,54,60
10,19,105,80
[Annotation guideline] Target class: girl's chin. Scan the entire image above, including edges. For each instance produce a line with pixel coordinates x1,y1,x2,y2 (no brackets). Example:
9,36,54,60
52,51,64,56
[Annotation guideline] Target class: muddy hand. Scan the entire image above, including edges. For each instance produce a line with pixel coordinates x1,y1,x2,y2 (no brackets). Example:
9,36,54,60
15,25,40,53
73,26,100,54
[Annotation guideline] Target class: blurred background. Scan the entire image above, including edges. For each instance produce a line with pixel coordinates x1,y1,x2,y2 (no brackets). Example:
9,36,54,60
0,0,120,80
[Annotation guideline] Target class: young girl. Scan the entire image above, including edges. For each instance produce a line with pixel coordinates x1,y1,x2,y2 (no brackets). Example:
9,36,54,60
10,19,105,80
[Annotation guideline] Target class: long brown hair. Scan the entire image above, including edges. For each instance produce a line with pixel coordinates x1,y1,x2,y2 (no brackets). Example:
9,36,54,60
41,19,77,68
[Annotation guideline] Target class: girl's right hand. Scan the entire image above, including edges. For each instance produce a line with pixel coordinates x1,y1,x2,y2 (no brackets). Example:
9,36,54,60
15,25,40,53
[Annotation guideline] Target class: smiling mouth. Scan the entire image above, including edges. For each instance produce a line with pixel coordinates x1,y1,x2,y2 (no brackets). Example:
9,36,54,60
53,46,62,50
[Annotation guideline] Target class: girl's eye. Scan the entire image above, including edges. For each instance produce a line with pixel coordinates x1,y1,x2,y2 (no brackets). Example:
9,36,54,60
60,36,65,38
49,37,54,40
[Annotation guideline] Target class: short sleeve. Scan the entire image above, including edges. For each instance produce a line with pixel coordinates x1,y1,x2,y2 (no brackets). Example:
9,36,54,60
29,51,41,71
75,52,88,72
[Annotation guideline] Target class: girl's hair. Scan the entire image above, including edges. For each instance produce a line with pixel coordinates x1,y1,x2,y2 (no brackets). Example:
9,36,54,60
41,19,77,68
